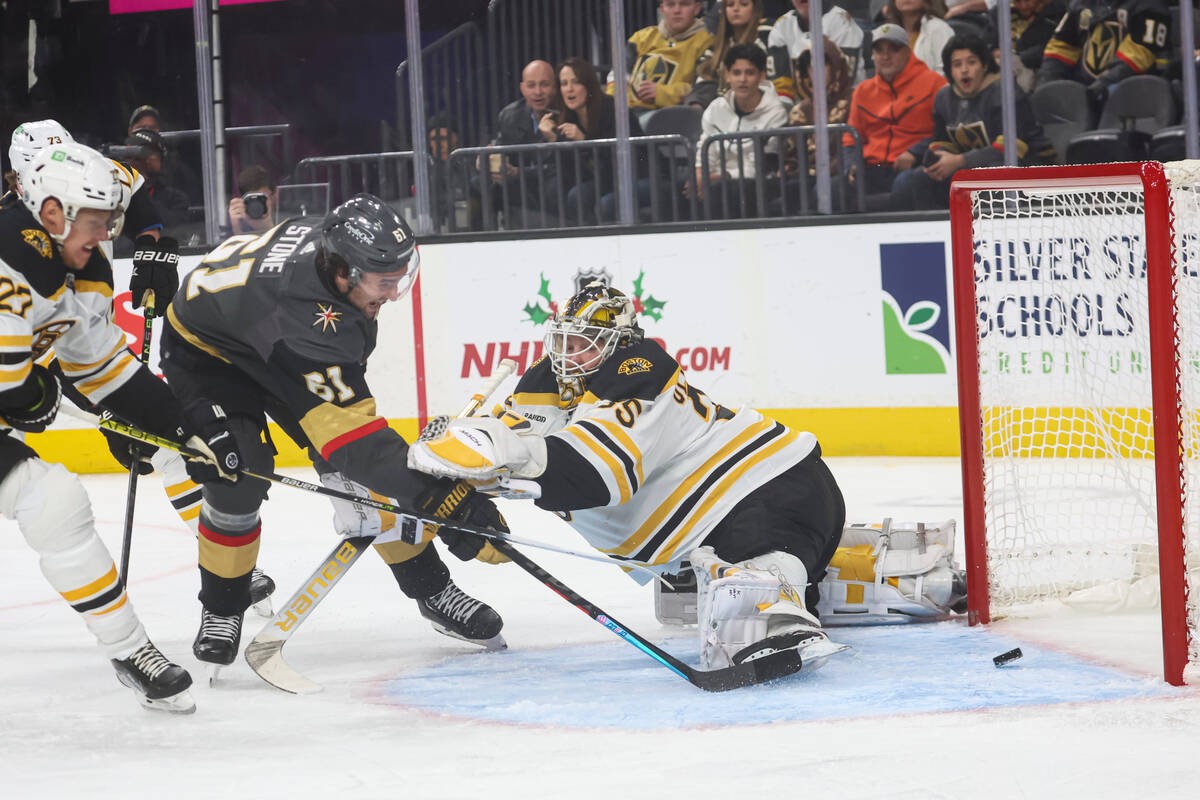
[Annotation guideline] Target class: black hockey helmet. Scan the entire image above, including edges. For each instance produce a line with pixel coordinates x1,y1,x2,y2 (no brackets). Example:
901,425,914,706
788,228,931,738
320,193,419,287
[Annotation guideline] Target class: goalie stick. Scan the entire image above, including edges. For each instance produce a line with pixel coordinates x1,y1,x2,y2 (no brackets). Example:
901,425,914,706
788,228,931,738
57,403,666,575
489,540,806,692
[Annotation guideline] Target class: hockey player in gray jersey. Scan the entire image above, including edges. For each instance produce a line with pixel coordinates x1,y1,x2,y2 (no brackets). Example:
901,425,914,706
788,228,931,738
0,142,239,713
161,193,509,675
410,283,851,670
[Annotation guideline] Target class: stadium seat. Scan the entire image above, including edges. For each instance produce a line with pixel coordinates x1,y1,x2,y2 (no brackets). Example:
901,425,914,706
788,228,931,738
1031,80,1091,164
642,104,703,143
1150,125,1187,162
1065,76,1176,164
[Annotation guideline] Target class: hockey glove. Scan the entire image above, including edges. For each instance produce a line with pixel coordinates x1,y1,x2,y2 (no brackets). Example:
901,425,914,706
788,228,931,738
0,364,62,433
407,411,546,481
103,427,156,475
180,403,241,484
415,479,512,564
130,234,180,315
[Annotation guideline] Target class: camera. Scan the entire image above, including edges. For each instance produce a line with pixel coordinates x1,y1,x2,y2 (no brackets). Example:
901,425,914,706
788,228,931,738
242,192,269,220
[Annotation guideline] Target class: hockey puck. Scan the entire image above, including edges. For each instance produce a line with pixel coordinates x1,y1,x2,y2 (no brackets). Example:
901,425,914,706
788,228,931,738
992,647,1023,667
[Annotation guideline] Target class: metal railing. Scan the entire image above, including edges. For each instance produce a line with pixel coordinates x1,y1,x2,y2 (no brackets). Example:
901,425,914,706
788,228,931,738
159,123,294,186
698,126,866,219
443,135,696,232
395,0,661,152
293,151,438,229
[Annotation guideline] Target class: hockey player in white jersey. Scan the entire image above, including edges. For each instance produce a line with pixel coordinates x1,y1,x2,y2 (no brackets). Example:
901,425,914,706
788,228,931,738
409,282,850,670
0,142,239,712
6,121,276,612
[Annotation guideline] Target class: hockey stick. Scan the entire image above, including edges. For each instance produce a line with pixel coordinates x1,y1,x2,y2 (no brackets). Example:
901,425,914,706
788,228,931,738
243,360,519,693
490,540,806,692
57,402,656,573
118,290,155,585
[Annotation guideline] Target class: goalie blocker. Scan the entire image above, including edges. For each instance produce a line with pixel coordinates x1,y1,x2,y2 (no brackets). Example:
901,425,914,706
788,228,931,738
656,519,967,627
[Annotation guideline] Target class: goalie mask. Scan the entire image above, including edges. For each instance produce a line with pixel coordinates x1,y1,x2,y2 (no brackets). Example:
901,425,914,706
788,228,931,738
20,142,124,245
545,282,643,383
320,193,420,298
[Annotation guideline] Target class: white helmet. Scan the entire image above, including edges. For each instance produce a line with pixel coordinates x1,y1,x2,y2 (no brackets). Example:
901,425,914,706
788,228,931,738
21,142,124,244
8,120,74,182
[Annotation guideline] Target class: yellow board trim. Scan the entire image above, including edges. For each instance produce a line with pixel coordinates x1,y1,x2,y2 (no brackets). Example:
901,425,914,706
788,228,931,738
24,419,422,474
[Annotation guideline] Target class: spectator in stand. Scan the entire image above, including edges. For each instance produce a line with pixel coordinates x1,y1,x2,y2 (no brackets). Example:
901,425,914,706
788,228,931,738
786,38,855,177
127,105,162,136
610,0,714,110
768,0,866,103
989,0,1064,91
884,0,955,72
127,103,203,209
694,44,789,218
892,34,1054,209
483,59,560,214
686,0,775,109
123,128,191,229
845,24,946,197
1037,0,1170,109
541,57,647,224
227,164,276,235
427,111,481,230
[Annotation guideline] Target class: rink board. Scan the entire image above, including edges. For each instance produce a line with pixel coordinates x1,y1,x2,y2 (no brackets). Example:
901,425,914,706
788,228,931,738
374,622,1179,729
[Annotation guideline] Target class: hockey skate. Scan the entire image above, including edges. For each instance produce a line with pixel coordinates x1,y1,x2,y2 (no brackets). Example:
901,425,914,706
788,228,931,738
194,608,244,685
111,641,196,714
249,566,276,618
416,580,506,651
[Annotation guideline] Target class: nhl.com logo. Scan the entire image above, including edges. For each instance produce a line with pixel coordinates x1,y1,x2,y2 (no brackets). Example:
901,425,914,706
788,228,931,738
458,267,733,378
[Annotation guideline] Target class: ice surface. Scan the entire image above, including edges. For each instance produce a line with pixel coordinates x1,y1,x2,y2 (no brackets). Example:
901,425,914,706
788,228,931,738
2,457,1199,798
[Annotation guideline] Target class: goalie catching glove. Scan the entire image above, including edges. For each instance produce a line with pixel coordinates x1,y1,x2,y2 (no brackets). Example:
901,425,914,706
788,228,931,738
415,479,511,565
407,410,546,483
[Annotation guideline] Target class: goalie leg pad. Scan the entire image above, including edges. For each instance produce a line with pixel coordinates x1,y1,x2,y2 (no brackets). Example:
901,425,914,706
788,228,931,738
692,546,841,670
0,458,143,654
819,519,967,626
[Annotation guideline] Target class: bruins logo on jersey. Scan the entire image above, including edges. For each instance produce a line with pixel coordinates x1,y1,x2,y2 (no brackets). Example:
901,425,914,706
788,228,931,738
949,121,990,153
21,229,52,259
31,320,75,359
1084,20,1123,77
617,357,653,376
632,54,679,86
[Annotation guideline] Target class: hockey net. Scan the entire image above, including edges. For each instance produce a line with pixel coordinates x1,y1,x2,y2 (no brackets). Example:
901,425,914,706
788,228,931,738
950,162,1200,685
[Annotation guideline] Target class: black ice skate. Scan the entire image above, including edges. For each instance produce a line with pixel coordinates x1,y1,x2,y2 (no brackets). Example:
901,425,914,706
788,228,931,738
249,566,276,618
416,580,506,651
111,641,196,714
194,608,244,685
733,629,849,672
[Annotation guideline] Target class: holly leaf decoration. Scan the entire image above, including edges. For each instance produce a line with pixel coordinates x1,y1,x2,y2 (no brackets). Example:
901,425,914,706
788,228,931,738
640,294,666,321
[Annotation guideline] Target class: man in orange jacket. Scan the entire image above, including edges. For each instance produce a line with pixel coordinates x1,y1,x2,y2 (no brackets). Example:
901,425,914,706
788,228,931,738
845,24,947,201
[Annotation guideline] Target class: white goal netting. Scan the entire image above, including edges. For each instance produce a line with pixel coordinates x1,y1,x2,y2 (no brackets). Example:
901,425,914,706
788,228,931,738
965,163,1200,675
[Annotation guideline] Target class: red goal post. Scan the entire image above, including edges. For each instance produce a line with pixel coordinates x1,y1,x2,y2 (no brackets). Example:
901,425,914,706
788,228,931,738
949,162,1195,686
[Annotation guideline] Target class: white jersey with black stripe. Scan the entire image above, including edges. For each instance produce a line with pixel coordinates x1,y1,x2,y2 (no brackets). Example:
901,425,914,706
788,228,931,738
0,205,139,415
506,341,816,582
